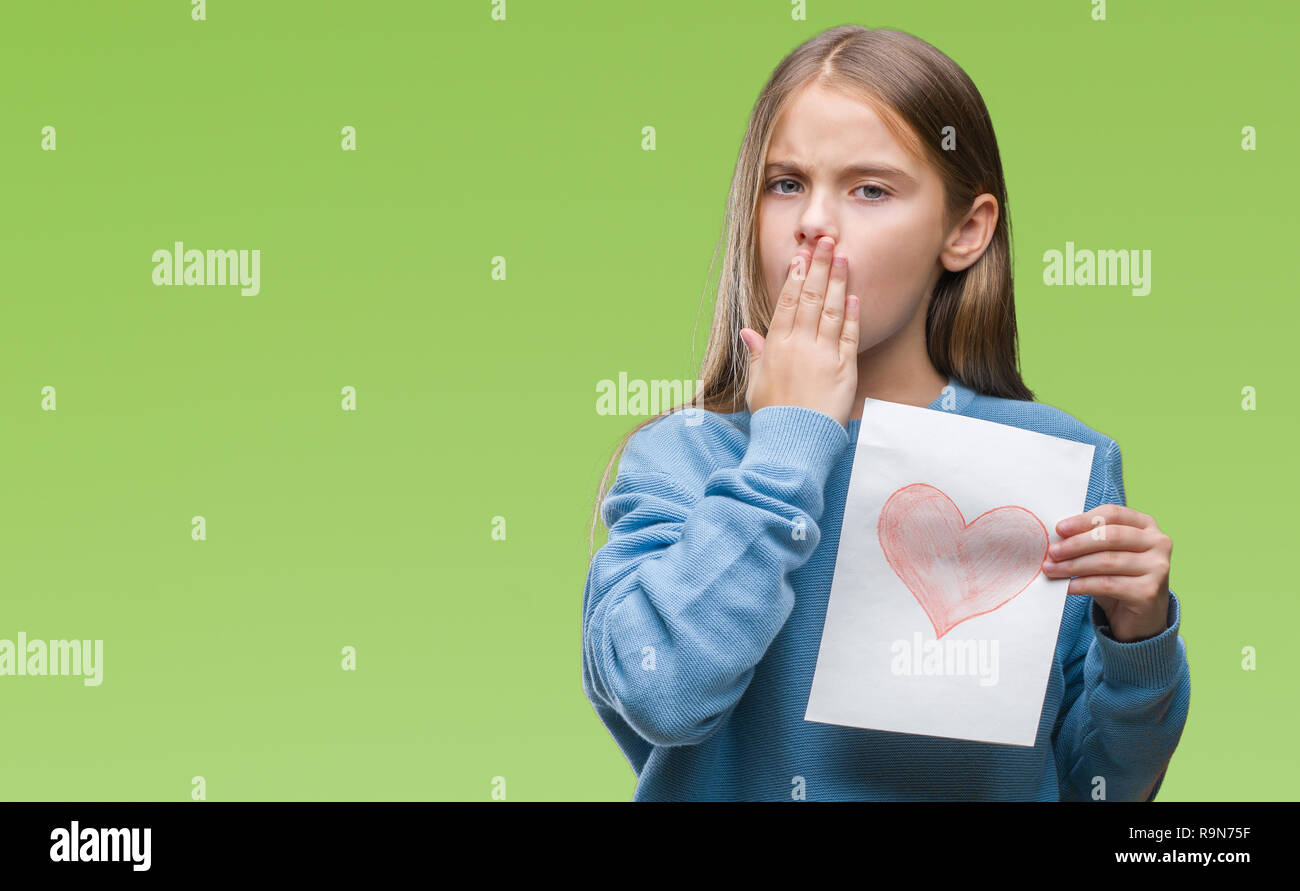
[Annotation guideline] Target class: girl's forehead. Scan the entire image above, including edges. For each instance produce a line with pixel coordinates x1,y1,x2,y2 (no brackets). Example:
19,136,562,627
770,92,923,161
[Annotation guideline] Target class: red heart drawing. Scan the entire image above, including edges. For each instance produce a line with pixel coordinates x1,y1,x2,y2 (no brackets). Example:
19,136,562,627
877,483,1049,639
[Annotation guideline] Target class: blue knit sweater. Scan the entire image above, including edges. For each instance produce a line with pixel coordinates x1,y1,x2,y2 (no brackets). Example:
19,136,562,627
582,375,1190,800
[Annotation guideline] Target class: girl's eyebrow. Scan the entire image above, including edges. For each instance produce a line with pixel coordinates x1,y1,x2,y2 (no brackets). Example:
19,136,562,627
764,160,917,185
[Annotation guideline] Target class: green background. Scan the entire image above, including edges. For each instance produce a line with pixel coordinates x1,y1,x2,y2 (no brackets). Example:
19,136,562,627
0,0,1294,800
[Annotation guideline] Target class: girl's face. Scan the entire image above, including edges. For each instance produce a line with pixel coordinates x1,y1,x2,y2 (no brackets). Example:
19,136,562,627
756,84,985,353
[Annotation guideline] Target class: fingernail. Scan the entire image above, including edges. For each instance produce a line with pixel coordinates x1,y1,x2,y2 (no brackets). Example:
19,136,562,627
818,237,833,251
833,255,847,267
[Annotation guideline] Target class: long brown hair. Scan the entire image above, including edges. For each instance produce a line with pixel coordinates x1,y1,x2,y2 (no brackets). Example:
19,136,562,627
588,25,1033,559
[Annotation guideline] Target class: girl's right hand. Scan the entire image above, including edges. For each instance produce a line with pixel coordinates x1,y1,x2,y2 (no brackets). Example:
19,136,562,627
739,236,861,429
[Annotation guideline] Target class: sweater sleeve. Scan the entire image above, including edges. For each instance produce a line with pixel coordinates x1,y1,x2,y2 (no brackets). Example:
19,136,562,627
1051,439,1192,801
582,405,849,747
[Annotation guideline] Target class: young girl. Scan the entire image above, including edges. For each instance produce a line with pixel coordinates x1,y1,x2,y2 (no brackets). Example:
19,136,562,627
581,26,1189,801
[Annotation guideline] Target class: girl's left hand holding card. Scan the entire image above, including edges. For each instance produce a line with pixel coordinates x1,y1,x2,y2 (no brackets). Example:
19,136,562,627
1040,505,1173,643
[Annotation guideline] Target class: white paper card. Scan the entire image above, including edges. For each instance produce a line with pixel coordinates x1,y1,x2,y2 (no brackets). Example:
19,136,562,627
804,396,1097,746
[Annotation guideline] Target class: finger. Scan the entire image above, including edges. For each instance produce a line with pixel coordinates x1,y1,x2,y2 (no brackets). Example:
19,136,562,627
1047,523,1151,562
1041,548,1150,579
818,253,848,344
1055,503,1155,537
1061,574,1158,603
793,236,835,338
768,251,811,339
739,327,765,361
840,294,860,361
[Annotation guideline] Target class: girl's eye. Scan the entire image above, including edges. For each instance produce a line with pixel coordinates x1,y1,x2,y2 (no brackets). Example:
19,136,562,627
765,179,888,202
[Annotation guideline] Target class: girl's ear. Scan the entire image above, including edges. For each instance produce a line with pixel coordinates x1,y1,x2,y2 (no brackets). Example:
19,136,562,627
939,193,998,273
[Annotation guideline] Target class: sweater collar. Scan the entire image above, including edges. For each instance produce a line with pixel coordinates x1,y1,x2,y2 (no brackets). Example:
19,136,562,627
846,374,975,435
